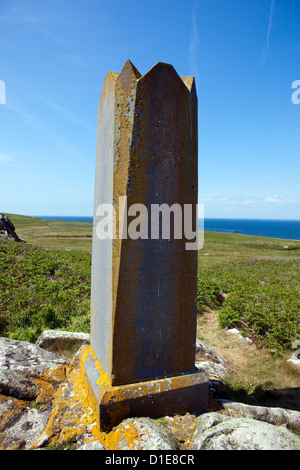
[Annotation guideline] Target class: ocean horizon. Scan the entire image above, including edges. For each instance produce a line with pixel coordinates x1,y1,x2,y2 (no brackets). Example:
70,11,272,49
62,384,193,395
35,215,300,241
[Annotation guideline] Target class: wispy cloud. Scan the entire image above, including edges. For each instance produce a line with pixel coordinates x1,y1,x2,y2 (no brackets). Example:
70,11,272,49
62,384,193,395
0,153,12,163
0,153,24,168
262,0,275,64
64,54,89,70
6,102,87,163
189,0,200,77
7,103,46,132
200,194,300,207
33,94,95,133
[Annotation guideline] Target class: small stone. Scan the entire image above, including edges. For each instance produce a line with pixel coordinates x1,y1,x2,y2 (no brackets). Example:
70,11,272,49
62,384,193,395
77,441,105,450
110,417,179,450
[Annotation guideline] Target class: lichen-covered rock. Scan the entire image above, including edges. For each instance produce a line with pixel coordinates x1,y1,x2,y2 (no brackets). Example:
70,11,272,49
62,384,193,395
0,393,52,450
33,349,102,449
0,214,24,242
0,405,51,450
196,339,227,365
1,335,299,451
0,337,68,377
77,441,105,450
105,417,179,450
0,370,39,401
195,360,228,381
36,330,90,357
0,337,68,450
219,400,300,434
189,412,300,450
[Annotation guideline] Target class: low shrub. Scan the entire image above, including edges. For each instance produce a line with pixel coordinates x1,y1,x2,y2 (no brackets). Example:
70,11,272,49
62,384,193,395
0,239,91,342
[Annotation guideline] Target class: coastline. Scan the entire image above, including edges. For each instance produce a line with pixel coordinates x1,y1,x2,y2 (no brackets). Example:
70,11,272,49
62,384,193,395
34,215,300,241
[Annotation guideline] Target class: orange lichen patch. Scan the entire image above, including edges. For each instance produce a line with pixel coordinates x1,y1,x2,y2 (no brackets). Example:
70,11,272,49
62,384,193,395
40,365,67,384
33,355,107,449
30,377,56,405
0,394,28,432
0,435,26,450
82,345,111,389
100,419,147,450
79,345,128,435
164,413,198,448
181,75,195,91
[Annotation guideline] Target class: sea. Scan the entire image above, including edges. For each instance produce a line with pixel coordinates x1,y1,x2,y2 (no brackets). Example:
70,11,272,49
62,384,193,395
37,216,300,241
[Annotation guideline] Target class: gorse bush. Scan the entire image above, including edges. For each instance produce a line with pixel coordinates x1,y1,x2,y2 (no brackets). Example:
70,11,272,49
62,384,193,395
0,239,91,342
198,258,300,353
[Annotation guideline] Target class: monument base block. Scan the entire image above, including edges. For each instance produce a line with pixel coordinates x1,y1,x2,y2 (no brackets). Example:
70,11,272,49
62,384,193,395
79,345,209,432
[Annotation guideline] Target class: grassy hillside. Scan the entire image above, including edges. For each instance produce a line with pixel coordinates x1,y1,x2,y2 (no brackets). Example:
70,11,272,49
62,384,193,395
4,213,93,251
0,238,91,342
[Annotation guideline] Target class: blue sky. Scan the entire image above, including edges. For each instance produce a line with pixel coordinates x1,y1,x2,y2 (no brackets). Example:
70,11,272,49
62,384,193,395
0,0,300,219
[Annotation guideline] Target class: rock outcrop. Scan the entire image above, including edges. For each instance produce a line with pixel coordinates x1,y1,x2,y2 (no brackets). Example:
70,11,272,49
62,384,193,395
189,412,300,450
0,214,24,242
0,334,300,451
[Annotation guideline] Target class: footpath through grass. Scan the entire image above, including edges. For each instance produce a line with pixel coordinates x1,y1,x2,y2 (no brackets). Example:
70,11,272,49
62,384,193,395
198,232,300,354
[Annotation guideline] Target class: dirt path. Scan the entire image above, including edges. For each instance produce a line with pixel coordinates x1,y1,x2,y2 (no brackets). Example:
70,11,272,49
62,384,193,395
197,308,300,410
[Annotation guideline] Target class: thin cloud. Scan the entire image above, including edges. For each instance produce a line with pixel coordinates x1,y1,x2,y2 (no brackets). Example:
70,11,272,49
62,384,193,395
262,0,275,64
0,153,24,168
7,103,46,132
33,94,95,133
0,153,12,163
189,0,200,77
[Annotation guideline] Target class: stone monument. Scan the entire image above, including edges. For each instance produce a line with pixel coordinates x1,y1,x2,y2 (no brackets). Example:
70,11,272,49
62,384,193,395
80,60,208,431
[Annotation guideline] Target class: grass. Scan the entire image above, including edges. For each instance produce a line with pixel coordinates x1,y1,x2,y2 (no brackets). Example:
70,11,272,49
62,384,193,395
4,213,93,252
196,231,300,409
0,236,91,342
198,232,300,353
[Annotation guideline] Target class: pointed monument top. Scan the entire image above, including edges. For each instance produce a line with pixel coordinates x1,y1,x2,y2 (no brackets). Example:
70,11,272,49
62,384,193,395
181,76,196,93
139,62,195,95
118,60,141,90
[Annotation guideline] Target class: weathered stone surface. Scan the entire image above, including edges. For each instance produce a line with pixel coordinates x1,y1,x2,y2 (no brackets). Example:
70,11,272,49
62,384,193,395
80,345,208,432
287,348,300,368
0,390,52,450
219,399,300,434
189,412,300,450
0,337,69,449
0,336,299,450
36,330,90,357
0,214,24,242
0,370,38,401
0,337,68,377
77,440,105,450
196,338,227,365
82,60,207,430
0,405,51,450
227,328,253,344
107,417,179,450
195,360,228,381
33,350,99,449
90,60,198,386
195,339,228,381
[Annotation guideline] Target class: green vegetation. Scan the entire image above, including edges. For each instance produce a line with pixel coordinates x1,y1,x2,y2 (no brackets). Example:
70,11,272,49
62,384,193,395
0,238,91,342
4,213,93,252
1,214,300,356
198,232,300,354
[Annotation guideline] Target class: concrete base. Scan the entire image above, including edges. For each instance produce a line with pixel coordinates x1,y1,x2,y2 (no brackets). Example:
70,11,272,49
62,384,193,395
79,346,209,431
